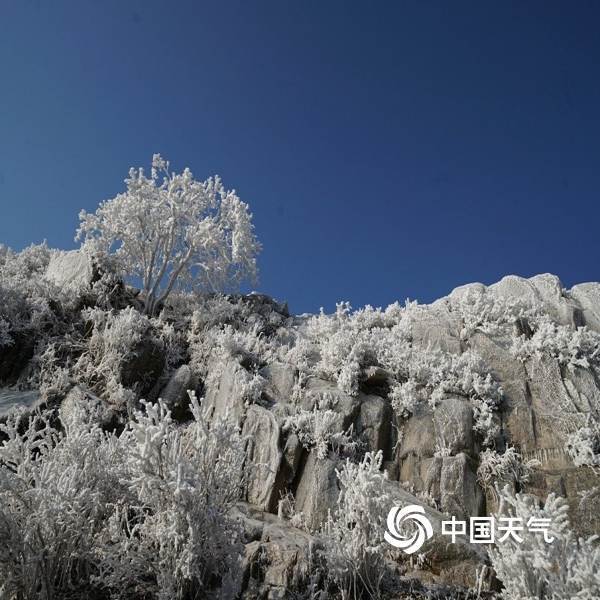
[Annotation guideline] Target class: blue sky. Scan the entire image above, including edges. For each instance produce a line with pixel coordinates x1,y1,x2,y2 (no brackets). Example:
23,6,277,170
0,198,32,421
1,1,599,315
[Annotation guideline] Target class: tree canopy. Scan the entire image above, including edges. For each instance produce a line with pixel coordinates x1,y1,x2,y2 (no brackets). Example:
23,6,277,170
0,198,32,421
76,155,261,315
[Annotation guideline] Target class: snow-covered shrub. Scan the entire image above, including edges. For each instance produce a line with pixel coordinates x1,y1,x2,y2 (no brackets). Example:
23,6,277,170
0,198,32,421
70,306,150,407
277,490,308,530
76,154,261,316
489,486,600,600
321,451,397,599
0,401,125,600
449,288,533,340
0,242,58,343
302,300,504,447
565,426,600,468
305,302,401,395
512,316,600,371
0,318,12,347
389,379,420,418
477,447,539,497
186,295,286,386
93,393,250,598
284,406,359,459
0,390,250,599
32,348,74,400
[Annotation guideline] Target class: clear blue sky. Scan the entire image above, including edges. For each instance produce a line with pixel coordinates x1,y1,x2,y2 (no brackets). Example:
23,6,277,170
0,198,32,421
1,1,599,315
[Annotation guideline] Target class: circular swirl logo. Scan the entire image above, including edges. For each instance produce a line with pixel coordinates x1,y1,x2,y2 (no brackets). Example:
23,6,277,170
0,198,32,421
384,505,433,554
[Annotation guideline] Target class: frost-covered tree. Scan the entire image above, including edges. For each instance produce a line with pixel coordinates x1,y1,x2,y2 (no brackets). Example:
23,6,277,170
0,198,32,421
76,155,261,315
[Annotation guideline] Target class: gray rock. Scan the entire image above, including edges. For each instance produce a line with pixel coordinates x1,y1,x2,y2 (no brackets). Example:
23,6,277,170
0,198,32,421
398,455,442,506
434,397,474,457
44,249,97,291
570,282,600,333
260,362,296,404
487,274,541,306
243,405,283,512
204,359,249,427
529,274,584,328
0,389,42,420
304,377,361,431
380,478,489,586
158,365,197,421
523,355,591,467
281,432,303,485
237,503,323,597
359,394,393,457
398,403,436,459
294,452,342,531
440,453,484,526
406,302,463,354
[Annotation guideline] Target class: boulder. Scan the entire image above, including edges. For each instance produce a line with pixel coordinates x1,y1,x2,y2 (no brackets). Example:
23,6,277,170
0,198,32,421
281,432,303,486
158,364,197,421
304,377,361,431
203,359,249,427
570,282,600,333
243,405,283,513
260,362,296,404
487,275,540,306
398,403,436,459
434,397,474,457
293,452,342,531
0,389,42,422
440,453,484,525
406,301,463,354
529,274,584,328
237,503,323,598
359,393,393,457
44,249,97,291
522,355,590,467
398,454,441,498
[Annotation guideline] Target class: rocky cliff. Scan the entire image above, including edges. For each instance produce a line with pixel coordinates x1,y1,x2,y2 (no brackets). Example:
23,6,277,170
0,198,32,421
1,248,599,599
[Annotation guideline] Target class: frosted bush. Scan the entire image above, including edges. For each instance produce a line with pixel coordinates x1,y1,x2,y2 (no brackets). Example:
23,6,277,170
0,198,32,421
93,393,250,598
565,426,600,468
0,389,251,599
0,318,12,347
321,451,397,599
0,243,60,345
0,402,124,599
512,316,600,371
449,288,533,340
70,306,151,405
301,300,504,446
285,406,359,459
489,486,600,600
389,379,420,418
76,155,261,316
242,371,268,404
187,307,279,385
477,447,539,497
306,302,398,393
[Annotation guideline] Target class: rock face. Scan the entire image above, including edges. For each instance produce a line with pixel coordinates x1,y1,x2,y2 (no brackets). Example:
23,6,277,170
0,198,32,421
2,272,599,598
158,365,197,421
243,405,283,512
44,249,97,291
0,389,42,422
